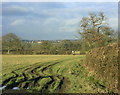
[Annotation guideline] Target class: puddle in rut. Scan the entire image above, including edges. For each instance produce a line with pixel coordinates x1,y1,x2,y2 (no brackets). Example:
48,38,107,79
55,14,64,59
0,86,6,90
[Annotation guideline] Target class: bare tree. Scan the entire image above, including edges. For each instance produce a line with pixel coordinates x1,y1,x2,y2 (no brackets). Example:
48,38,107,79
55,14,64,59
78,12,115,49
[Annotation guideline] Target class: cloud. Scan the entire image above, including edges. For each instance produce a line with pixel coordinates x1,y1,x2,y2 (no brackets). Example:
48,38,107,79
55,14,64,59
3,2,117,19
2,4,52,18
43,18,59,25
2,0,119,2
2,2,118,40
64,18,80,26
2,6,30,16
59,24,80,33
10,19,25,26
108,17,118,30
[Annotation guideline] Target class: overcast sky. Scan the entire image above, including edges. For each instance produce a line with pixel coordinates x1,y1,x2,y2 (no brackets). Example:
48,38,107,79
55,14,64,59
2,2,118,40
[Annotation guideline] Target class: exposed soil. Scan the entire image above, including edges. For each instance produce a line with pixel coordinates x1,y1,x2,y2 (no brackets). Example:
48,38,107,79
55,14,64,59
2,60,67,93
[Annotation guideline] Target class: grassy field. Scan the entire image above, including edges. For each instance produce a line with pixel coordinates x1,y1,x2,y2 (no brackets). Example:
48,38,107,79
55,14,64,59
2,55,80,75
2,55,111,93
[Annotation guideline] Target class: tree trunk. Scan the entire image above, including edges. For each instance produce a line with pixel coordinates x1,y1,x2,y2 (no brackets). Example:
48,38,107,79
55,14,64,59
7,50,10,54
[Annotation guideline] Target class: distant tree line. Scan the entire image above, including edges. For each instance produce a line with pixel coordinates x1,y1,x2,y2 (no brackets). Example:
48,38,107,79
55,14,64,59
2,33,82,55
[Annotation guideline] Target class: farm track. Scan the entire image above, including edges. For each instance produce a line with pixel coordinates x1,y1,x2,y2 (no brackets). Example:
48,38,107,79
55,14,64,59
2,57,74,92
2,56,113,93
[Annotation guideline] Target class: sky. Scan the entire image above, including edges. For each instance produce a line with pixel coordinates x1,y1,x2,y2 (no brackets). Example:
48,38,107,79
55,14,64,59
2,2,118,40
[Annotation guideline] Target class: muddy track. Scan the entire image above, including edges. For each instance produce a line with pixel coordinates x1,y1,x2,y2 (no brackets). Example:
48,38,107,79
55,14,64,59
41,62,61,73
2,56,117,93
2,58,73,92
2,62,45,76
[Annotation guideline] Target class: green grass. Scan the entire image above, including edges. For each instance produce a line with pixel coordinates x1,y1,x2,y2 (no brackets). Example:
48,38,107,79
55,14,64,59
2,55,110,93
2,55,82,75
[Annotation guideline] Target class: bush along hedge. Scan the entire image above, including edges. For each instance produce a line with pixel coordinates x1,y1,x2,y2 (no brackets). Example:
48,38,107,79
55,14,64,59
86,43,118,93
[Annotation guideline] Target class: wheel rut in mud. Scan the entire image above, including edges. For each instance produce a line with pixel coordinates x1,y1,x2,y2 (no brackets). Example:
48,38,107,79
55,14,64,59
2,60,68,93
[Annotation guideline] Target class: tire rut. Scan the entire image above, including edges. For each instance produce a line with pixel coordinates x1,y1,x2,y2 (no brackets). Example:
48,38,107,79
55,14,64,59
2,58,78,92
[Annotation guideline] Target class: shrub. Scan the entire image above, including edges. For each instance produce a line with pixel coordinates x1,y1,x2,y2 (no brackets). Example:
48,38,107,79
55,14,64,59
86,43,118,93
